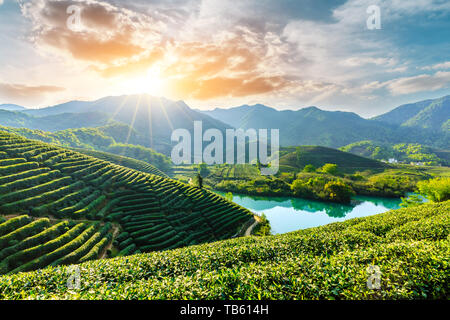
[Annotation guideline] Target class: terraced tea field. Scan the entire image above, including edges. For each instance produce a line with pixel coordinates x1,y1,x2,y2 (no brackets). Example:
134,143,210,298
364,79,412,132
0,131,253,274
72,148,169,178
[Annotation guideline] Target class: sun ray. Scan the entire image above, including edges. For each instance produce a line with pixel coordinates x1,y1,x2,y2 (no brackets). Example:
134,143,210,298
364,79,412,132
125,94,142,145
111,94,131,120
145,94,153,149
158,97,174,133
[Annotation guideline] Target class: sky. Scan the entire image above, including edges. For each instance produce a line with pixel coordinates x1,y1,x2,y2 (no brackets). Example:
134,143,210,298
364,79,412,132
0,0,449,117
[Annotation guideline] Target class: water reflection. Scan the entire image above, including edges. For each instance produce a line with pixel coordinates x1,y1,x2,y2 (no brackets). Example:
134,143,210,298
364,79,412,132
215,191,402,234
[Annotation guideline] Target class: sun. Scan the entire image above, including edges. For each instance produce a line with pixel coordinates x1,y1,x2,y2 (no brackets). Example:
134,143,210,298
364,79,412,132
122,64,166,96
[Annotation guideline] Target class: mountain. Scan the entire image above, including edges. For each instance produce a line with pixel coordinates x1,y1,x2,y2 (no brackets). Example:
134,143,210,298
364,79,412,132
0,104,26,111
201,97,449,148
373,95,450,131
23,94,232,153
0,95,233,155
0,110,113,131
2,94,448,152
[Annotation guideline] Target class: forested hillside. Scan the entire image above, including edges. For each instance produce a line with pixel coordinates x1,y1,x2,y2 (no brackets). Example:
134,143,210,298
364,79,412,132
0,125,172,173
340,141,450,166
373,95,450,131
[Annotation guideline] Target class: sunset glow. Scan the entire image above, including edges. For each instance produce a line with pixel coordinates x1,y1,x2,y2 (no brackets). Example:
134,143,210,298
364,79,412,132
0,0,449,116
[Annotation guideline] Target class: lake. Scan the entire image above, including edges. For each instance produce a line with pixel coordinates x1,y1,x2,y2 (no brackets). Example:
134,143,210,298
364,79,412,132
216,192,402,234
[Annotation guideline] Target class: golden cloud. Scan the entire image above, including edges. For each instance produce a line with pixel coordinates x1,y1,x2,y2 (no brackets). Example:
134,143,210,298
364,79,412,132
0,83,65,101
22,0,297,100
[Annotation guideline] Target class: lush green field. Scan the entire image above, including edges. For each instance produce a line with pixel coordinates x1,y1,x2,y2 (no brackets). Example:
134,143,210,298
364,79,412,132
0,201,448,299
0,131,253,274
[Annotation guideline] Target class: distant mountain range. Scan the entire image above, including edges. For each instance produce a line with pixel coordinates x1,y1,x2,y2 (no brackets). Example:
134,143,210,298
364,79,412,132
0,95,231,154
0,104,26,111
0,94,448,153
201,95,449,148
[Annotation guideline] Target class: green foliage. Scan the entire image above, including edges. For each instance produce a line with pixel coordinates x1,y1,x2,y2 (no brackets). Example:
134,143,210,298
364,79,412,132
303,164,316,172
400,194,424,208
253,214,271,236
0,125,172,173
417,177,450,202
0,201,448,300
324,181,355,203
320,163,339,175
291,175,355,203
362,174,415,197
197,163,210,177
225,192,233,202
289,146,386,174
341,140,448,166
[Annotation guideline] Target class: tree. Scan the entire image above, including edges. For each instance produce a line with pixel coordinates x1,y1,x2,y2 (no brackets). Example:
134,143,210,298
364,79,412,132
197,163,209,177
225,192,233,202
399,194,424,208
196,173,203,189
320,163,339,175
254,213,271,236
324,181,355,203
303,164,316,173
417,177,450,202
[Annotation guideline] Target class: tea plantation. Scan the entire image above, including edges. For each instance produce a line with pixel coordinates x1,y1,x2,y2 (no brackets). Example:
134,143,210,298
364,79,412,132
0,200,448,299
0,131,253,274
71,148,169,178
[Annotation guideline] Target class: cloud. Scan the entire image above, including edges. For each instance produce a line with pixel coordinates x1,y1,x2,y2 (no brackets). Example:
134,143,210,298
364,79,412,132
0,82,65,101
422,61,450,70
22,0,162,64
386,71,450,95
13,0,450,110
21,0,300,100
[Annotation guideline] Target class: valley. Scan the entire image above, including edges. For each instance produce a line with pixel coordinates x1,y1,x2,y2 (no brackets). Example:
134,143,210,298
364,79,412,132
0,94,448,301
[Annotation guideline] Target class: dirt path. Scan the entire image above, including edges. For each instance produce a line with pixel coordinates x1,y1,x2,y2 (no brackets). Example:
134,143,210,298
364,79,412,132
244,217,260,236
99,224,120,259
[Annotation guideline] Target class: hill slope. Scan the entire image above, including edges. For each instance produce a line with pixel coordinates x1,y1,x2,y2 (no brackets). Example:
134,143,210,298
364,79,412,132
0,104,26,111
72,148,169,178
373,95,450,131
0,110,113,132
0,200,448,299
0,124,173,172
340,140,450,166
279,146,388,173
0,131,253,274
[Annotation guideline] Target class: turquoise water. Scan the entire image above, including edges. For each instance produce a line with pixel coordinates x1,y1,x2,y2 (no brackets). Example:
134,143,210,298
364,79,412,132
216,192,402,234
